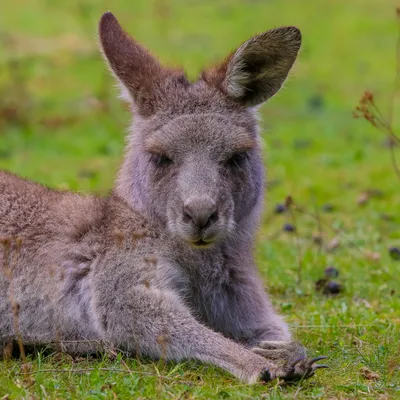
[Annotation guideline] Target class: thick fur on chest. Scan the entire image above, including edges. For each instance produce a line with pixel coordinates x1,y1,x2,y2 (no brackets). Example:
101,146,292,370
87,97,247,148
172,248,248,339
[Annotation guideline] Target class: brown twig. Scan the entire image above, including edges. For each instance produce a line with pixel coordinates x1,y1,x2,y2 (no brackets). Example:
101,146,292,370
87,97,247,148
353,7,400,181
285,196,303,285
1,237,31,382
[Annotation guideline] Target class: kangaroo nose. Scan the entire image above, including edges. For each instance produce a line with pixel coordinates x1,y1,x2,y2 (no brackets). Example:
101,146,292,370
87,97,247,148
183,198,218,229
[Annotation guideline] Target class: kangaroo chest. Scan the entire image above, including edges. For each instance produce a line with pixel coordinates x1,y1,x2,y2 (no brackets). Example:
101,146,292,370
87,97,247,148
176,252,243,338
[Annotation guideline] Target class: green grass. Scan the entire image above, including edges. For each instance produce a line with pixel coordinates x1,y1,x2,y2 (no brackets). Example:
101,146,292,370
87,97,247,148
1,0,400,398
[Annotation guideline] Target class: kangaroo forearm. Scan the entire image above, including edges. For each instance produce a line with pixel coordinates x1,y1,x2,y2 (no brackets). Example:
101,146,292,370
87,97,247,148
92,286,272,383
241,322,292,348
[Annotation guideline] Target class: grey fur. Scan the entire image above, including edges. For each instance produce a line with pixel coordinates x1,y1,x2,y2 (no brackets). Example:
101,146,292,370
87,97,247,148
0,12,327,383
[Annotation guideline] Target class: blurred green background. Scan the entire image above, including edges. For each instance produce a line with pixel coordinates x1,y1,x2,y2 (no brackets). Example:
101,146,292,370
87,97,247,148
0,1,399,399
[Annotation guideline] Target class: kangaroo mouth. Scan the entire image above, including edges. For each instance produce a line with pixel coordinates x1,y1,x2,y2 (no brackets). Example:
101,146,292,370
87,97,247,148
194,239,209,246
183,230,220,248
191,238,215,248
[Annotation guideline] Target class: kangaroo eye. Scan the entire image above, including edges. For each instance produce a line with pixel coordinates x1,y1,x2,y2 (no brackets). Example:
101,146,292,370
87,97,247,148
150,153,173,167
226,152,248,168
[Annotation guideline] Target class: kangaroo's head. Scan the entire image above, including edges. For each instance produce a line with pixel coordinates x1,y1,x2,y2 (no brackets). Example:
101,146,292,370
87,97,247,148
99,12,301,248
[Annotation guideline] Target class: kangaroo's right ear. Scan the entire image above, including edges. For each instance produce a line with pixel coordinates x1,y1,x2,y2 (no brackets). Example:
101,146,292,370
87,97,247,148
202,27,301,107
98,12,169,106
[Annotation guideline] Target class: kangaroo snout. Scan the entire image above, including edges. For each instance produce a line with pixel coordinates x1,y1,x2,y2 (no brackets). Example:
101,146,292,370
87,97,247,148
183,197,218,230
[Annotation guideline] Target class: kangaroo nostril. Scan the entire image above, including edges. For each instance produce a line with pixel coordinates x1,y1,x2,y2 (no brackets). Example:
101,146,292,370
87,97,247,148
183,200,218,229
208,210,219,225
200,209,218,229
183,206,194,224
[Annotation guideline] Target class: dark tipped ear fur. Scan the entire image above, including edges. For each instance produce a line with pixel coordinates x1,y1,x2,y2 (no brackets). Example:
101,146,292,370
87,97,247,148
99,12,163,98
202,27,301,107
99,12,185,115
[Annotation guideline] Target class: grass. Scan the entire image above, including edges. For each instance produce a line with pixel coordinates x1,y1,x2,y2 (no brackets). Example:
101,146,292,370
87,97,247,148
0,0,399,398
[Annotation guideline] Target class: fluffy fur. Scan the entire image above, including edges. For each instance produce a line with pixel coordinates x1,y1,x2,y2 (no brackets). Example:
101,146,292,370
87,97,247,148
0,12,327,383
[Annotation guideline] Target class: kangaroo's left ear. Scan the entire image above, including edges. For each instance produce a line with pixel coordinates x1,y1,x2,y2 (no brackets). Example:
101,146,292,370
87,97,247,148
98,12,175,111
201,27,301,107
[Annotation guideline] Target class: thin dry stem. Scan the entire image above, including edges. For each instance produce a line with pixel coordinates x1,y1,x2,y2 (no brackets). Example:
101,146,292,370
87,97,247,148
353,7,400,181
285,196,303,285
1,237,31,383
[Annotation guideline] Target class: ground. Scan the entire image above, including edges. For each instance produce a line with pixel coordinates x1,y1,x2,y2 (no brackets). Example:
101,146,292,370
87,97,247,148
0,0,399,399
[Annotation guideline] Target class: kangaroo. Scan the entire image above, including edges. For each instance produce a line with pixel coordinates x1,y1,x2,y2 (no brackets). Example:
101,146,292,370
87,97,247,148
0,12,328,384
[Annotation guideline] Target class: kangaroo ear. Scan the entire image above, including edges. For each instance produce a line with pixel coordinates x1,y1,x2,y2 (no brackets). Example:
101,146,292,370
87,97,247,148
202,27,301,107
98,12,169,104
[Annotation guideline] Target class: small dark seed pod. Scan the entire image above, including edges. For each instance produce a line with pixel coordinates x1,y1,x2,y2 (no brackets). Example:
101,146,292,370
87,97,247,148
274,204,287,214
389,247,400,261
324,266,339,278
283,223,295,233
323,281,342,295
